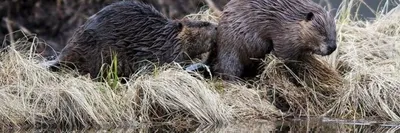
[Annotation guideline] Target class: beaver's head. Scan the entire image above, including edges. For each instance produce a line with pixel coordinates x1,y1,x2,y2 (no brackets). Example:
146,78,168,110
299,11,337,56
177,19,217,59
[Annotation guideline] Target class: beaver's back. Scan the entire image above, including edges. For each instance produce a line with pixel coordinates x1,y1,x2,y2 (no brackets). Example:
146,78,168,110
60,1,185,77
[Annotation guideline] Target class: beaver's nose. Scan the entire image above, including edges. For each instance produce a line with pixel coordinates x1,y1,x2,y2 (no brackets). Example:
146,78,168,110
327,44,337,55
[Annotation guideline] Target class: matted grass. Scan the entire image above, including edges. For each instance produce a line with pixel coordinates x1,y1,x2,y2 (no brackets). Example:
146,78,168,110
0,34,280,129
0,0,400,130
325,0,400,120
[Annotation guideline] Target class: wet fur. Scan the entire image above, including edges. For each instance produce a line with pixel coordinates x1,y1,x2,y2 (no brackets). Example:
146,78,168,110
46,1,217,78
205,0,337,80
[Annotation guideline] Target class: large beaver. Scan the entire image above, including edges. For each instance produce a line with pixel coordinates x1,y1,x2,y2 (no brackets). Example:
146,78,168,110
43,1,217,79
196,0,337,81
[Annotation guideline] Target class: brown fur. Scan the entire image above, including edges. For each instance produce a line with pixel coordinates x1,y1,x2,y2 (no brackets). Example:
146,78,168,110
47,1,217,79
205,0,337,80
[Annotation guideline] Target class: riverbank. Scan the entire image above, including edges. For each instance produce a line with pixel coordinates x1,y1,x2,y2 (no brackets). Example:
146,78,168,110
1,0,400,130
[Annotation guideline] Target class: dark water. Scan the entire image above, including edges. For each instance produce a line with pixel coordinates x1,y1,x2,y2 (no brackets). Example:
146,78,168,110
4,117,400,133
314,0,398,20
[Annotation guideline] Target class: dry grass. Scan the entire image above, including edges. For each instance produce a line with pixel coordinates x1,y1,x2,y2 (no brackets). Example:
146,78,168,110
0,33,281,129
0,0,400,130
257,54,343,116
0,43,233,129
324,0,400,121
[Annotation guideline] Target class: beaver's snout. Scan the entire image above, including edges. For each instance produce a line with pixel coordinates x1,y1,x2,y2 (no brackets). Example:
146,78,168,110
319,42,337,56
326,43,337,54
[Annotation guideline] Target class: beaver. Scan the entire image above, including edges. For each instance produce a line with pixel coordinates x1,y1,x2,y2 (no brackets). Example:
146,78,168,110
42,1,217,79
192,0,337,81
1,0,228,54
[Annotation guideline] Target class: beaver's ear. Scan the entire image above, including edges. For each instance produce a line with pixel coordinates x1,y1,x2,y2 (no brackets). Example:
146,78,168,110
305,12,314,22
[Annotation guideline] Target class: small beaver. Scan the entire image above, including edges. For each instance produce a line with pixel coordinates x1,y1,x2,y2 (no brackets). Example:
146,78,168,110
43,1,217,78
197,0,337,80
